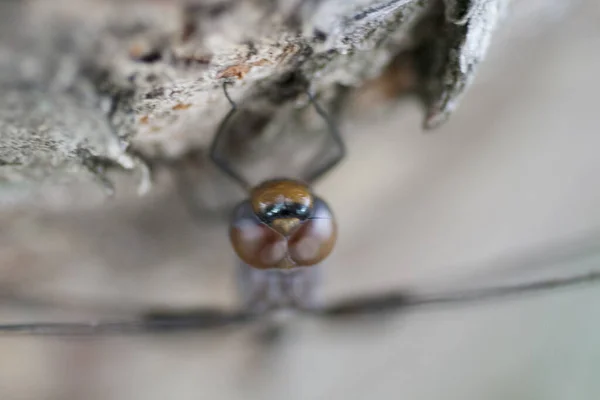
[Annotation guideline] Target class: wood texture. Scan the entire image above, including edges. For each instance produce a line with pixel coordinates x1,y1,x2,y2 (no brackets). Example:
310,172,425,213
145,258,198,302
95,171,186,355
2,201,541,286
1,0,510,204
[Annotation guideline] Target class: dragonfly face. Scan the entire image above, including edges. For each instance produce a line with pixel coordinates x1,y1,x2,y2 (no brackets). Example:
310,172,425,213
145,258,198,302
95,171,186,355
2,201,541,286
230,178,337,270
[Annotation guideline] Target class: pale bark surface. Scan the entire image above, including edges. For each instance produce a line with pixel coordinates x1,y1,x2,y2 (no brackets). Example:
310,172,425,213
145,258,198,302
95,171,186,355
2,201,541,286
1,0,509,204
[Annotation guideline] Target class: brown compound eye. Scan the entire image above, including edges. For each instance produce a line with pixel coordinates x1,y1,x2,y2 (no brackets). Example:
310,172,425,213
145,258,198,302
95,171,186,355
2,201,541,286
229,202,287,269
288,198,337,266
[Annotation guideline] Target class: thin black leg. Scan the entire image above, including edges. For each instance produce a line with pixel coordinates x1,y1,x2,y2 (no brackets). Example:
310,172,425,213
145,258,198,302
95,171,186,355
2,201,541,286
303,90,347,184
209,83,252,192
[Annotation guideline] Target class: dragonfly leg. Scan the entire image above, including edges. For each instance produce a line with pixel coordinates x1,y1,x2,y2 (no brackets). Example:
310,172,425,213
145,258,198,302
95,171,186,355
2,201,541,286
209,82,252,192
303,89,346,184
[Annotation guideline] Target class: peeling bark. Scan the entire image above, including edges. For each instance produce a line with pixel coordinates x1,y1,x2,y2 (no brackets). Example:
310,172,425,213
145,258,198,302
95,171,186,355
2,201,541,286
0,0,510,203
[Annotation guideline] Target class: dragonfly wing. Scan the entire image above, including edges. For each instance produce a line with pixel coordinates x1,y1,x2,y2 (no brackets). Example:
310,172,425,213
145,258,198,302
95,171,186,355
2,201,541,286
316,230,600,317
0,308,253,336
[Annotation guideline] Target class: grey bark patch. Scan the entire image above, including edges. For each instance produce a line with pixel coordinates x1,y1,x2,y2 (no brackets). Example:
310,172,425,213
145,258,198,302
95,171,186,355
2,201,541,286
21,0,505,158
0,88,135,192
0,0,512,203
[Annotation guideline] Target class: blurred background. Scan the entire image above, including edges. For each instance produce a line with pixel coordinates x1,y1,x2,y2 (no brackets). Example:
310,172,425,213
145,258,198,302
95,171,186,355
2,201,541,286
1,1,600,399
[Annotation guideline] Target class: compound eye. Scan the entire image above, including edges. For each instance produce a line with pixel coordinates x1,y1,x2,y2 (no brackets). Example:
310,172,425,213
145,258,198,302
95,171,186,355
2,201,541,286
288,198,337,266
229,202,287,269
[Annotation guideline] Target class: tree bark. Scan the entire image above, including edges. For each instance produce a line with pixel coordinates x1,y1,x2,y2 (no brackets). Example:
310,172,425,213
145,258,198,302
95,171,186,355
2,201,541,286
0,0,511,204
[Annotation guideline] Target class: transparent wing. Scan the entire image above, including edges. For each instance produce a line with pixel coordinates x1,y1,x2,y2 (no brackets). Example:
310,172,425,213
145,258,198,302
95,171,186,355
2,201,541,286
315,228,600,316
317,270,600,316
0,308,253,336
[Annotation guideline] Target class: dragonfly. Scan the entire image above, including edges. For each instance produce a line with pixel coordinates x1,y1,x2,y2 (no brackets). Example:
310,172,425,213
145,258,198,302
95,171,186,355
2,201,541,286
1,82,600,336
